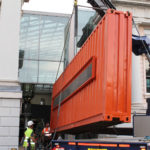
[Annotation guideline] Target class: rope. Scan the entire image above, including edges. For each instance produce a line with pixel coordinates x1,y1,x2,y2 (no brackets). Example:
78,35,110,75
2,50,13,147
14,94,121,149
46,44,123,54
48,6,76,149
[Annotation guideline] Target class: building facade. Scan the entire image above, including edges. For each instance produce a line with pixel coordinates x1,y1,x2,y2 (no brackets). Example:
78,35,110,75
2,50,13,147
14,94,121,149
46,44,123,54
110,0,150,129
0,2,70,149
0,0,28,149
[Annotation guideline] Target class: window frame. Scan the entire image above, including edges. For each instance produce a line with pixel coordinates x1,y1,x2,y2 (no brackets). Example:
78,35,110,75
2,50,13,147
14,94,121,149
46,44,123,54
142,25,150,97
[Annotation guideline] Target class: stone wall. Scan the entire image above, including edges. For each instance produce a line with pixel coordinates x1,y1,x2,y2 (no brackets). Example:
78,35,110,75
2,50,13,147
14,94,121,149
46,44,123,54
0,82,22,150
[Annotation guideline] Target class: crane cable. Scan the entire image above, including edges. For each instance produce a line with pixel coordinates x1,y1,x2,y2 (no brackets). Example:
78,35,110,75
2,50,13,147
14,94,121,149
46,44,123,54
48,5,76,148
50,0,79,145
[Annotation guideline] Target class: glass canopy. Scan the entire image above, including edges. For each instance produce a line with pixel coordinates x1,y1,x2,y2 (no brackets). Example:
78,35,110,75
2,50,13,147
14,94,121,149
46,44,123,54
19,11,69,84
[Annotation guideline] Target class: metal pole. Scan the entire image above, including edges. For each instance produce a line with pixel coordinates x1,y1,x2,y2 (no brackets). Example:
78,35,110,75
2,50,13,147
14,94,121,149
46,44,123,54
24,103,28,129
74,0,78,55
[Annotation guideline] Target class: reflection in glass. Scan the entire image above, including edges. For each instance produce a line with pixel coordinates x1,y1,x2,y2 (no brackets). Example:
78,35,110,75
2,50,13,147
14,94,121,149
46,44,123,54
76,8,96,50
19,60,38,83
19,12,69,84
39,61,63,83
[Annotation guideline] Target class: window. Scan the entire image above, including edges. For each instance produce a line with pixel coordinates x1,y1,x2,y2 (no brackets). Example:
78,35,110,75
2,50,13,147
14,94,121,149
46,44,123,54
144,28,150,93
146,59,150,93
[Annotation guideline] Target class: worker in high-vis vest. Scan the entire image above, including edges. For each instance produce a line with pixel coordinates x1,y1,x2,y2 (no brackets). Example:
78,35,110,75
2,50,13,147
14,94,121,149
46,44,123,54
42,122,52,147
23,120,36,150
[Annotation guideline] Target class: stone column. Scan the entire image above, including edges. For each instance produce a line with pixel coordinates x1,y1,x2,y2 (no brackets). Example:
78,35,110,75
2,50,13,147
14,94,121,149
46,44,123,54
132,54,143,103
0,0,22,149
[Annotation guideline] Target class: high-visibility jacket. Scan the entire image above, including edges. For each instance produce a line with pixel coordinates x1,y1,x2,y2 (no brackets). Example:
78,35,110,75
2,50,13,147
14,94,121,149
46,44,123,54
42,127,51,137
23,127,35,149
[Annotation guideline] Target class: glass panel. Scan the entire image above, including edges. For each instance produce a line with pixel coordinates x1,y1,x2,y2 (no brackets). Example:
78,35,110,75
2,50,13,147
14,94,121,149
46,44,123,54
39,15,69,61
146,77,150,93
19,13,69,84
77,9,95,38
38,61,63,84
20,14,40,60
76,7,96,52
19,60,38,83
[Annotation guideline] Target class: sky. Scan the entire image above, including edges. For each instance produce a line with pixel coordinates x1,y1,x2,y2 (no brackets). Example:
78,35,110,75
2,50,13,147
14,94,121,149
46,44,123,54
23,0,91,14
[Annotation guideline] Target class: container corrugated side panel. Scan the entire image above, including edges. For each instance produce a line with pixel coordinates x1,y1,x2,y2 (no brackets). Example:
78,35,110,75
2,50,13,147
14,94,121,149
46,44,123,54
51,9,132,132
104,11,132,122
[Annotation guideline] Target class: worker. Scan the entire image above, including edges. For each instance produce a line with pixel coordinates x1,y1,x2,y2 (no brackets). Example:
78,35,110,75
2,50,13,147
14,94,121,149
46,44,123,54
23,120,36,150
42,122,52,147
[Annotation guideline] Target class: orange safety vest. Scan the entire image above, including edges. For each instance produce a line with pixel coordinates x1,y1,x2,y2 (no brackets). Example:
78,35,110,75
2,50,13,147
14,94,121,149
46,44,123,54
42,127,51,137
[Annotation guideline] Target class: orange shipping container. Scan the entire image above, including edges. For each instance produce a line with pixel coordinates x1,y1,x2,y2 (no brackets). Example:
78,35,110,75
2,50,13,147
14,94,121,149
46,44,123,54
51,9,132,133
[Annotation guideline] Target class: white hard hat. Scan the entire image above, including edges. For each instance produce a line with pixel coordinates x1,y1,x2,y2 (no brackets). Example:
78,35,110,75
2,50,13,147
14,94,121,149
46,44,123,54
27,120,34,127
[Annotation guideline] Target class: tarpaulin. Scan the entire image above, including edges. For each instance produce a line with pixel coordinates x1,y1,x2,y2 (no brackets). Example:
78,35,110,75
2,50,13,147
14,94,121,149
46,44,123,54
132,34,150,55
